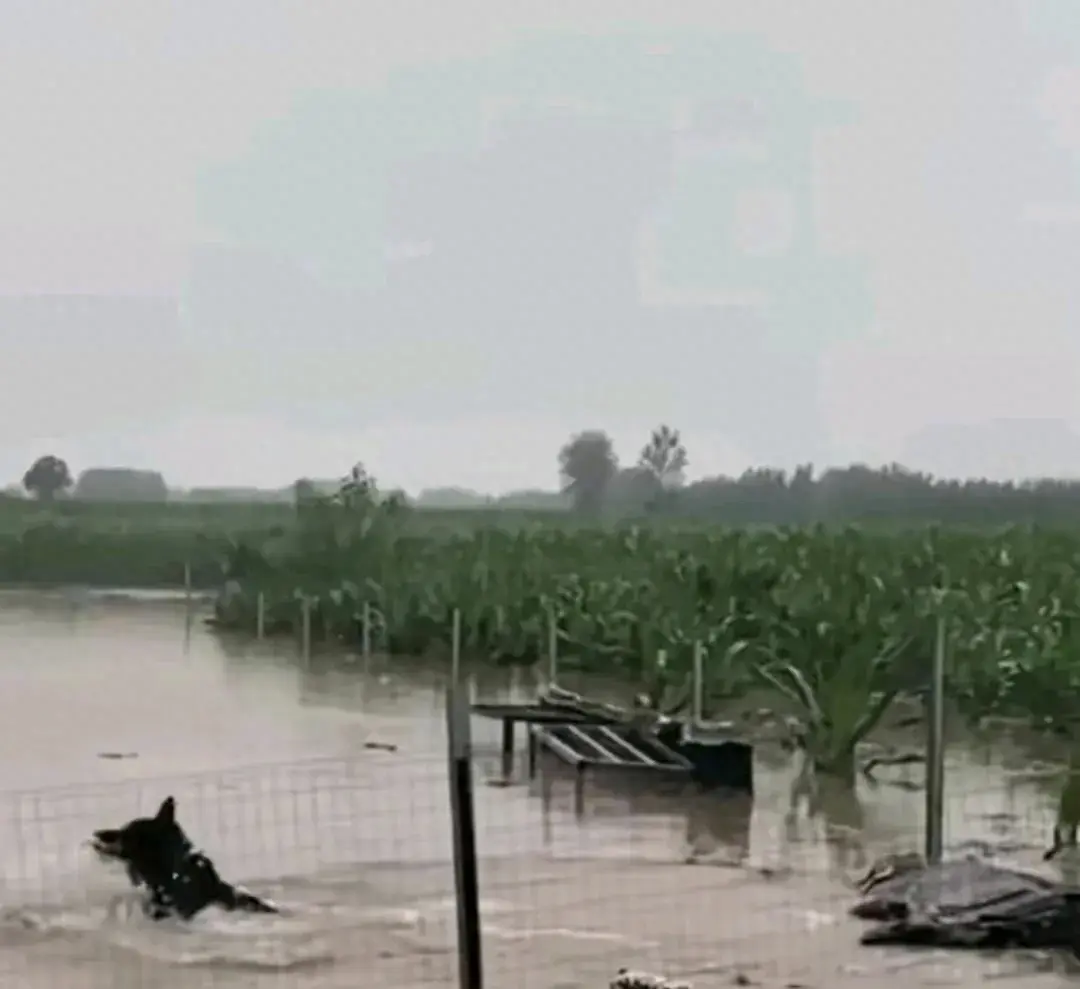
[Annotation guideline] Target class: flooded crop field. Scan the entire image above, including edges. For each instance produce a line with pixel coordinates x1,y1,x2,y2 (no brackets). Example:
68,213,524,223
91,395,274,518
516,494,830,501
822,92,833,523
0,590,1074,987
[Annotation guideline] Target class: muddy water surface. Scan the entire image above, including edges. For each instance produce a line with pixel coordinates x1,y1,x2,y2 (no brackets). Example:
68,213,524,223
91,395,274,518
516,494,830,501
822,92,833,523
0,591,1072,987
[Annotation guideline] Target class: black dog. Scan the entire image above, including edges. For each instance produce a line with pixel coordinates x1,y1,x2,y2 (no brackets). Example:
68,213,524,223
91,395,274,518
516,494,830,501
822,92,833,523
90,795,278,921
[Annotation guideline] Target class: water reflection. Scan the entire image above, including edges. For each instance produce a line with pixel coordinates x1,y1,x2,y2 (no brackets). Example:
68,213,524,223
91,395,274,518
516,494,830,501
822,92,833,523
685,790,753,865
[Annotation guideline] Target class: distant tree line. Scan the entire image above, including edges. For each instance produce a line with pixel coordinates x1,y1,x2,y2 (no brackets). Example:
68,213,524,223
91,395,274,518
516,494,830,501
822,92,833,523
17,458,169,503
18,440,1080,527
557,426,1080,526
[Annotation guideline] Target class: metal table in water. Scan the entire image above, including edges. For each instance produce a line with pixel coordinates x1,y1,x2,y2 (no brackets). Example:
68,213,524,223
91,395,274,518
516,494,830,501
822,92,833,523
470,702,620,780
532,722,693,816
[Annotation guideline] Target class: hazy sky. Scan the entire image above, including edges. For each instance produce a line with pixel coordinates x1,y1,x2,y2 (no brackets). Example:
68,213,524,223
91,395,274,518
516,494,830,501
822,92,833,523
4,1,1080,492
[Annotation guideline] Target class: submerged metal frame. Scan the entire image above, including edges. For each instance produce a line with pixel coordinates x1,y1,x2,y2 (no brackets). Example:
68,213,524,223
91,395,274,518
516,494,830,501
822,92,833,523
470,702,616,781
532,722,692,817
924,614,947,865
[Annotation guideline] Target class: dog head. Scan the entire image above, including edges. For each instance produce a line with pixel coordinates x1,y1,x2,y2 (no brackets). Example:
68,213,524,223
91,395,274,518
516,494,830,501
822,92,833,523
90,796,193,889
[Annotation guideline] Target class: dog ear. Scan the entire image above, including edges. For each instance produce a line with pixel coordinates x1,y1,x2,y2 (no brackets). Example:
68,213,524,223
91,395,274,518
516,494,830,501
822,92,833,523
156,796,176,823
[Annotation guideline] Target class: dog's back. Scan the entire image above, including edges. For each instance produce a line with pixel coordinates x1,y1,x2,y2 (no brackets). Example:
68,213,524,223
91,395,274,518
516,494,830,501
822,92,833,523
143,850,277,920
92,796,278,921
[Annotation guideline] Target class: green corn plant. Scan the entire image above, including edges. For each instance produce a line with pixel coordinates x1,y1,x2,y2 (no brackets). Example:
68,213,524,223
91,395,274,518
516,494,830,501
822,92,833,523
198,502,1080,742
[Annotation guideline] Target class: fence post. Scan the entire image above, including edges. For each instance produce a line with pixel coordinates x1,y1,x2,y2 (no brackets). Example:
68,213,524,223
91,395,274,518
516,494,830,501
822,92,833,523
692,641,705,728
182,600,193,655
361,601,372,659
300,596,312,668
181,561,194,654
447,681,484,988
451,608,462,685
924,613,947,865
547,610,559,686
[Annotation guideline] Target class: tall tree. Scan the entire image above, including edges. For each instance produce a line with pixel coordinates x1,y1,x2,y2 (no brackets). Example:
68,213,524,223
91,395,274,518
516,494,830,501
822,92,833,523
340,462,377,506
639,425,689,489
558,430,618,515
22,455,72,502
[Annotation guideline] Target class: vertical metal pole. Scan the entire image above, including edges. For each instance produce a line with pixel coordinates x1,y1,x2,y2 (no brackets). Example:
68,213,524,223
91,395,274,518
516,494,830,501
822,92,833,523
449,606,480,711
447,684,484,989
451,608,462,687
692,642,705,728
924,614,947,865
500,719,515,782
648,643,665,708
181,563,193,655
361,601,372,659
300,596,312,667
255,592,265,640
547,610,559,686
182,598,192,654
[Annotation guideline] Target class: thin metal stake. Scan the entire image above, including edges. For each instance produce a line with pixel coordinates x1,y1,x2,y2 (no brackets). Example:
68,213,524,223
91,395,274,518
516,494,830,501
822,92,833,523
255,592,265,640
924,613,947,865
361,601,372,659
451,608,462,687
692,642,705,728
300,597,312,667
182,603,192,654
652,648,666,703
547,611,559,686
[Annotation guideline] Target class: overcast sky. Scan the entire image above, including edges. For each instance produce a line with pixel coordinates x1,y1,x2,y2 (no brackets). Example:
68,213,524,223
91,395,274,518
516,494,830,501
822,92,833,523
3,1,1080,492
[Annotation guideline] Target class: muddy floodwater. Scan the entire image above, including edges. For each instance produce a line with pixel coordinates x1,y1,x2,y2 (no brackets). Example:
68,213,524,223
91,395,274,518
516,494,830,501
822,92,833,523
0,591,1074,987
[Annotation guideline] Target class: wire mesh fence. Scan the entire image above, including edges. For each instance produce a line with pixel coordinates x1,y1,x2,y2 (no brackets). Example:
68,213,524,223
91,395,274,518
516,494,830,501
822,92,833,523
465,752,1066,988
0,754,458,989
0,593,1075,987
0,731,1070,988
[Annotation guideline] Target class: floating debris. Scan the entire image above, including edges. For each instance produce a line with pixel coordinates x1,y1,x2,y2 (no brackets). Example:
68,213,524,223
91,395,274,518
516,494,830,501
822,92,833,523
610,968,692,989
852,853,1080,953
